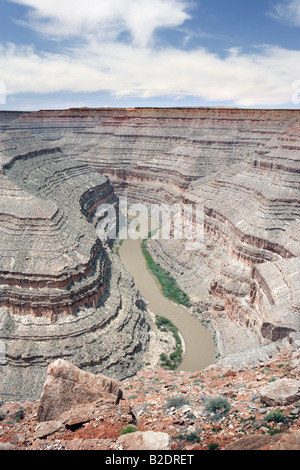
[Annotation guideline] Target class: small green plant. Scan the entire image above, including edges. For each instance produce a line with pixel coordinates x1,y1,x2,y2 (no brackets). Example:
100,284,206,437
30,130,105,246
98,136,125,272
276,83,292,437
142,238,190,307
268,376,277,383
128,394,139,400
266,410,287,423
193,378,202,385
186,432,200,443
120,425,138,435
166,394,190,409
156,316,183,370
204,396,230,414
208,442,219,450
268,428,283,436
177,432,200,443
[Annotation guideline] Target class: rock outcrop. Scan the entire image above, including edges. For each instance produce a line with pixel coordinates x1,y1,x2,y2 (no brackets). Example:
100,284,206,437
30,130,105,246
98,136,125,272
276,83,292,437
259,378,300,406
118,431,171,450
37,359,123,422
0,346,299,451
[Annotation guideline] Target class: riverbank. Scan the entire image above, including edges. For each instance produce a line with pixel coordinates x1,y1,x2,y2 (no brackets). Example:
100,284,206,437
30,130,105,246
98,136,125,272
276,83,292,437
119,235,215,371
141,238,190,308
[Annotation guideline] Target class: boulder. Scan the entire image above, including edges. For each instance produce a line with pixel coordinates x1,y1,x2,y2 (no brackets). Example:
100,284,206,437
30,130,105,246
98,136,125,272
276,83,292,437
37,359,123,422
34,421,65,439
259,378,300,406
224,434,281,451
289,332,300,349
0,443,19,451
118,431,171,451
263,430,300,451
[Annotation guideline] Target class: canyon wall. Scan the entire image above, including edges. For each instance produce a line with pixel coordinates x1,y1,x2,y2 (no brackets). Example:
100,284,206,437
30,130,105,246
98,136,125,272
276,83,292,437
0,107,299,397
0,127,150,401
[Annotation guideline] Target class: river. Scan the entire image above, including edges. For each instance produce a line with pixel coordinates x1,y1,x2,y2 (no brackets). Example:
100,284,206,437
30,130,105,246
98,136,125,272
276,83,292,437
119,236,215,371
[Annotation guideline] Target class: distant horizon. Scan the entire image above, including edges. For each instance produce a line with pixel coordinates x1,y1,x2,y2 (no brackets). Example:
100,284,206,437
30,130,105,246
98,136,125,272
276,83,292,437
1,105,300,113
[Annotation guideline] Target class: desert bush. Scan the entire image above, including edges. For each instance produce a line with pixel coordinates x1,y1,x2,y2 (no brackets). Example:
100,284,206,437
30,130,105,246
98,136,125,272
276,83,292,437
204,396,230,414
266,409,287,423
208,442,219,450
177,432,200,443
166,394,190,409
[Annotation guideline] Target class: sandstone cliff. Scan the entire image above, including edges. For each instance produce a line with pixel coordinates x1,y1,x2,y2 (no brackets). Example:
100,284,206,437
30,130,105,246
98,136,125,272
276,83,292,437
0,107,299,400
0,128,151,401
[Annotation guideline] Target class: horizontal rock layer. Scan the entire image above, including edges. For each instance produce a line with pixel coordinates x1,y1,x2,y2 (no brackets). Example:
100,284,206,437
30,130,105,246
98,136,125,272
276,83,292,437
0,107,299,386
0,126,151,400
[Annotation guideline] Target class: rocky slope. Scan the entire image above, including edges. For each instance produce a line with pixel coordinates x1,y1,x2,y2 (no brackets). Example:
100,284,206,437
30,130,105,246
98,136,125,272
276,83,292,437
0,339,299,451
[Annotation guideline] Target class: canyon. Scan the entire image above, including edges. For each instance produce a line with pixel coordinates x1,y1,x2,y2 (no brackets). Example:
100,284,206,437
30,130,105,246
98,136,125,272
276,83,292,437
0,107,299,403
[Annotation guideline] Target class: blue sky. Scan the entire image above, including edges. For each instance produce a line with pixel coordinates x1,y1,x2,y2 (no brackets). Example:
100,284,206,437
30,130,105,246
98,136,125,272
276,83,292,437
1,0,300,110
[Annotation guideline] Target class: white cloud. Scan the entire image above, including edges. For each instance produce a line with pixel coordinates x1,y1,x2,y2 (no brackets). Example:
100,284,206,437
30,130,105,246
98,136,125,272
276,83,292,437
271,0,300,26
9,0,191,46
1,0,300,107
1,41,300,106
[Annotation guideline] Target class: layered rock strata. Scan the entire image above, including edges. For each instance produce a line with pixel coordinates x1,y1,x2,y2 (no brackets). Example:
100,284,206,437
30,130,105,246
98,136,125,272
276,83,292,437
1,107,299,372
0,129,150,400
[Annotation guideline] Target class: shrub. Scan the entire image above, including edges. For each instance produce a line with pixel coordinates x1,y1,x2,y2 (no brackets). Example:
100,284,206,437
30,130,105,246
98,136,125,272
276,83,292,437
177,432,200,443
166,394,190,409
208,442,219,451
185,432,200,443
266,410,287,423
204,396,230,414
268,429,283,436
268,376,277,383
120,425,137,435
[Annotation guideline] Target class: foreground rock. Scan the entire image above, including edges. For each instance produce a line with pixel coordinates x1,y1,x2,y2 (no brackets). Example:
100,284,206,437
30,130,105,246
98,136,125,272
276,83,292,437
34,421,64,440
118,431,171,451
0,443,18,451
259,379,300,406
264,430,300,451
225,430,300,451
0,347,299,450
37,359,123,422
224,434,281,451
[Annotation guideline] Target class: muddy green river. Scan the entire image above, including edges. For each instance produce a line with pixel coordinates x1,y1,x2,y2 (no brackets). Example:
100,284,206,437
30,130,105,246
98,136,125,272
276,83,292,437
119,236,215,371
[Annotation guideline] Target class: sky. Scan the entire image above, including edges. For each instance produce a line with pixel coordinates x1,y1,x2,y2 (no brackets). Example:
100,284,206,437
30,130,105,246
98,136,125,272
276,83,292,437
0,0,300,110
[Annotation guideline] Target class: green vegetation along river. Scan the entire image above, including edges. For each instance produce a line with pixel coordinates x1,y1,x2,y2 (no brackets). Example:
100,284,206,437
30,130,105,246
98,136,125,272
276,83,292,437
119,236,215,371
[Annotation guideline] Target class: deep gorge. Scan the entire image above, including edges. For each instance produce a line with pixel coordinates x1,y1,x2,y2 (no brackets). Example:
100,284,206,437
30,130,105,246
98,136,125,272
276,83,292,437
0,107,299,401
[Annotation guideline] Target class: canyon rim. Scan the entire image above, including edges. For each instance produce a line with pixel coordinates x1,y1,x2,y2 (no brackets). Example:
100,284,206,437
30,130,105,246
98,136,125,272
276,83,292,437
0,107,299,405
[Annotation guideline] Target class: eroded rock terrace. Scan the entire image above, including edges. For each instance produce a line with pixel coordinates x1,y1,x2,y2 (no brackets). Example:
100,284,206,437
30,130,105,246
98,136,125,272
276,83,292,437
0,129,150,401
0,107,299,399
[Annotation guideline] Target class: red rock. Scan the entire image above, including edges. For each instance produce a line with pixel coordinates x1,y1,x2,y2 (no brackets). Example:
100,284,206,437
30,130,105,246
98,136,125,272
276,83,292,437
213,425,222,431
225,371,237,378
118,431,171,450
37,360,123,422
259,379,300,406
